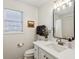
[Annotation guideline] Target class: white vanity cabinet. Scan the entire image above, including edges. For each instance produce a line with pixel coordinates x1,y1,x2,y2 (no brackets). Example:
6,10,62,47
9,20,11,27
34,45,57,59
33,41,74,59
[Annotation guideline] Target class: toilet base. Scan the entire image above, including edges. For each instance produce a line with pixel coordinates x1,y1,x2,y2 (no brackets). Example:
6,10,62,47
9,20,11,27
24,56,34,59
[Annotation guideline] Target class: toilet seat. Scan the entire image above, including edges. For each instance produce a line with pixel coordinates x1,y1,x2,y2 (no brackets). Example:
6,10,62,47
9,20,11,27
24,49,34,57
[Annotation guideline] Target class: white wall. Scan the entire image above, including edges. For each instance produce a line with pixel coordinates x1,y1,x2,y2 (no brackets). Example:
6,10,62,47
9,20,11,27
3,0,38,59
38,2,54,30
37,2,55,41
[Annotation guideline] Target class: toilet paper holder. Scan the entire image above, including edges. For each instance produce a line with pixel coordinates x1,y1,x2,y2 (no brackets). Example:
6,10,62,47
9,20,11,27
17,43,24,47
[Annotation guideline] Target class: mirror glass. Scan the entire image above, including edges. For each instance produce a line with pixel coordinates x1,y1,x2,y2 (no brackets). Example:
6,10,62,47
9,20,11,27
53,1,74,39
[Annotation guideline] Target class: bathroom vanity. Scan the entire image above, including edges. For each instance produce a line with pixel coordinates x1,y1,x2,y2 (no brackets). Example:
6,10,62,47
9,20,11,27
34,42,57,59
33,40,74,59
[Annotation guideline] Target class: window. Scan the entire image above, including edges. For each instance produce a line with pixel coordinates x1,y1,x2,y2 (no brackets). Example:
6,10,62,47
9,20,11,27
4,9,23,33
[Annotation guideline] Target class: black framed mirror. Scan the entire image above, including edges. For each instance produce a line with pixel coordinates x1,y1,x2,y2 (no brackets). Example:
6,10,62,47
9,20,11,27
53,0,75,40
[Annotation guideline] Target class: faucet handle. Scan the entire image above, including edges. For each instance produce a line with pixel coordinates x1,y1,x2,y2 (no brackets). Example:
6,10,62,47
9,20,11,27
56,39,64,46
56,39,61,42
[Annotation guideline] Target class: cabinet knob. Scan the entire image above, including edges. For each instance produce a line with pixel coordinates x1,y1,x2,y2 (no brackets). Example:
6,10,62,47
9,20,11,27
44,55,46,57
46,57,48,59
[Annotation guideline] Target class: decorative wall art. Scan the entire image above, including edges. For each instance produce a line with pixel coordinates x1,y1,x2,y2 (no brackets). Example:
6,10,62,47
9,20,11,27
27,21,35,28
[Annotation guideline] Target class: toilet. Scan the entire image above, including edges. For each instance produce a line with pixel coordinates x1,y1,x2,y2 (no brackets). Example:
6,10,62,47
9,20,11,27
24,49,34,59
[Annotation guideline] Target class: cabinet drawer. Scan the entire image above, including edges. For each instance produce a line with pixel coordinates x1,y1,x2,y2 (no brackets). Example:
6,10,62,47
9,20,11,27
46,53,57,59
39,48,57,59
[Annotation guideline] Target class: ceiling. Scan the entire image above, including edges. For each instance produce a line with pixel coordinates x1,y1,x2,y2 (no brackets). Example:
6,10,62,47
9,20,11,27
17,0,56,7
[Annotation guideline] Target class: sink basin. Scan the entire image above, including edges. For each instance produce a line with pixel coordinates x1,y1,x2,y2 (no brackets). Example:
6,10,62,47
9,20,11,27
45,43,67,52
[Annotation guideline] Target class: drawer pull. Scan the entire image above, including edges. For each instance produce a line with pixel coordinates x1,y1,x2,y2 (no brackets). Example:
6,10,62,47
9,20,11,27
46,57,48,59
44,55,46,57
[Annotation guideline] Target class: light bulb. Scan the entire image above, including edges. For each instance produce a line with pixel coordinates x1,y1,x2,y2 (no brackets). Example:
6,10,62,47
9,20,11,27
57,7,60,11
68,1,72,7
62,4,66,9
66,0,71,2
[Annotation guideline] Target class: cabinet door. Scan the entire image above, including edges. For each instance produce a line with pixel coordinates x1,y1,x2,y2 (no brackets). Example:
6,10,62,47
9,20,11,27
39,48,57,59
39,48,46,59
34,45,39,59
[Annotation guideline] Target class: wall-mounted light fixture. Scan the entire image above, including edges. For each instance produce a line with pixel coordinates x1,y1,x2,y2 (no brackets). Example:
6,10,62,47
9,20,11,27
54,0,73,11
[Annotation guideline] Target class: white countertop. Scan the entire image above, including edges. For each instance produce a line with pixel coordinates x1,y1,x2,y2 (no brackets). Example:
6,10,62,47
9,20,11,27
33,40,75,59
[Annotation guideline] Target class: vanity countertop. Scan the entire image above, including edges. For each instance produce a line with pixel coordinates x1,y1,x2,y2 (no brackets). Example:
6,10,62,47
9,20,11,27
33,40,75,59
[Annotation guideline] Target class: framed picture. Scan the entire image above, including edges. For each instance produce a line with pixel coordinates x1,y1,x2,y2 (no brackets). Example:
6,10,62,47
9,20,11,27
27,21,35,28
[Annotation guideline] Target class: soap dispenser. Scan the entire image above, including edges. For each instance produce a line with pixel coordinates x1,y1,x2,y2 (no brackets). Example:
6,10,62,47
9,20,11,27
68,38,72,48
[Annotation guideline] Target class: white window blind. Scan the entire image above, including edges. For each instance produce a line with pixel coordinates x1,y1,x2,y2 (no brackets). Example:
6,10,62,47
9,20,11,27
4,9,23,32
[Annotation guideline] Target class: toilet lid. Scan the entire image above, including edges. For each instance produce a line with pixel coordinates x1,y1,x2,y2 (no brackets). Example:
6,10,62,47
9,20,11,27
24,49,34,56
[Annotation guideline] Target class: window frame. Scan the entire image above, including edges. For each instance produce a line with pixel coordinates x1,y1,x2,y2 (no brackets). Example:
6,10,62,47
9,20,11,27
4,8,24,34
